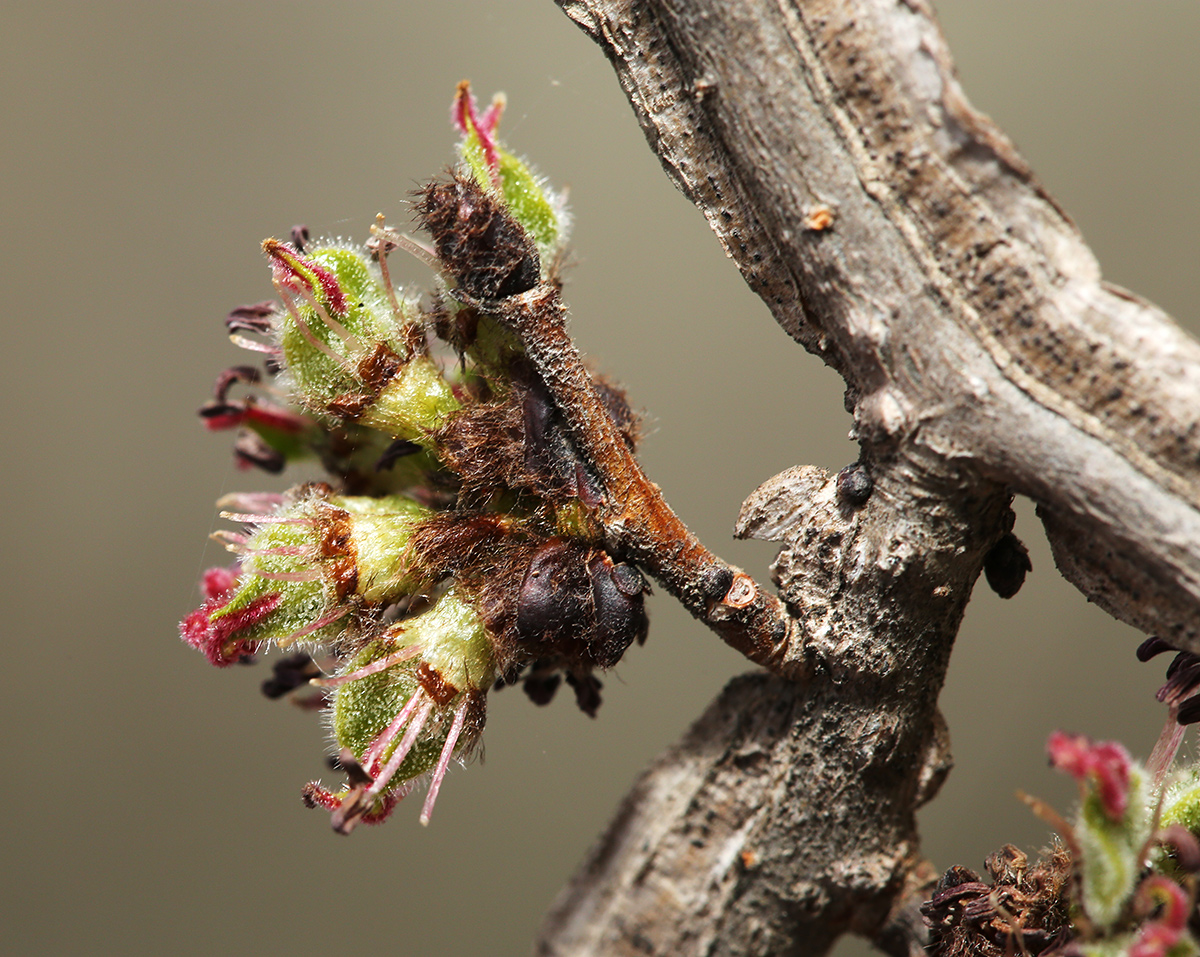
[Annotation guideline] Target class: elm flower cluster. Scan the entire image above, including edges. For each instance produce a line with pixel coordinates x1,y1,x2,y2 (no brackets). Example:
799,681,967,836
180,84,647,832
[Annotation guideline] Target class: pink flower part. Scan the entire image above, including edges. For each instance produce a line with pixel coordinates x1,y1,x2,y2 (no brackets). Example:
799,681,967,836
263,239,348,317
201,566,238,601
478,95,504,137
452,81,502,183
179,592,282,667
420,697,469,826
1131,876,1190,957
302,782,399,827
217,492,285,513
1047,731,1132,822
243,401,310,434
301,781,340,812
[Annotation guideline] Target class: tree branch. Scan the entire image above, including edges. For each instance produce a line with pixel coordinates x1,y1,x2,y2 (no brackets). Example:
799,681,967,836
492,286,805,675
557,0,1200,648
532,0,1200,954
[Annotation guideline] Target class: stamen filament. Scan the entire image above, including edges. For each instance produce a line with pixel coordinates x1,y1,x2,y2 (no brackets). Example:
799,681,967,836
390,232,441,271
209,530,249,551
361,690,425,773
242,544,311,558
274,283,352,369
228,333,282,355
311,645,423,688
276,607,351,647
219,511,311,526
371,216,407,328
291,279,365,355
250,568,324,583
215,492,285,512
420,697,468,826
1148,713,1188,786
367,698,434,800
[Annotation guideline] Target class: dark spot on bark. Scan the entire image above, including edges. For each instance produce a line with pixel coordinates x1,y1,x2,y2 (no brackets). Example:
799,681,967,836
836,462,873,506
698,564,734,601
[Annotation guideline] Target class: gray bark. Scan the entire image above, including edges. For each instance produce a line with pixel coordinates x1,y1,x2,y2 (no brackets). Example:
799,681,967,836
535,1,1200,954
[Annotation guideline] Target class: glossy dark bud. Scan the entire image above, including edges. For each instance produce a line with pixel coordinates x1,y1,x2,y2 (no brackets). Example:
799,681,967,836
983,532,1032,599
414,175,540,301
587,554,648,667
515,540,590,648
515,541,649,675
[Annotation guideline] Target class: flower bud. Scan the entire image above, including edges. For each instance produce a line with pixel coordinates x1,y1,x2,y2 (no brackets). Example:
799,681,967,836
452,80,569,276
262,240,460,443
1048,731,1151,926
317,585,494,830
180,486,434,665
1160,766,1200,835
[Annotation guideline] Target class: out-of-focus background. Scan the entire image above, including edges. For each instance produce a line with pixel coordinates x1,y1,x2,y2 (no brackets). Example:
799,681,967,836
2,2,1196,954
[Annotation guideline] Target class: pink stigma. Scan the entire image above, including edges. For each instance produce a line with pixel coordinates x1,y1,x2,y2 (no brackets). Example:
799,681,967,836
1047,731,1132,822
263,239,349,317
452,81,502,184
180,592,282,667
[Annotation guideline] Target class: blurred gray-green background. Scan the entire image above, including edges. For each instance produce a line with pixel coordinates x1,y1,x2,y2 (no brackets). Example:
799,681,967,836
2,2,1196,954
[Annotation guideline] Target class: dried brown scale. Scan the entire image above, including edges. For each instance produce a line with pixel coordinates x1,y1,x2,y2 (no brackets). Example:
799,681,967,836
407,512,529,584
436,393,565,502
415,660,459,706
430,300,481,358
355,342,404,394
314,506,358,601
413,175,541,301
435,357,640,509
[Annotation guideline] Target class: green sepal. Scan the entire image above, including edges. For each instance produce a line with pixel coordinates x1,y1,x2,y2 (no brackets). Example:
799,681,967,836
332,587,495,785
358,354,461,443
209,521,334,643
335,494,432,603
1162,767,1200,834
1076,765,1153,927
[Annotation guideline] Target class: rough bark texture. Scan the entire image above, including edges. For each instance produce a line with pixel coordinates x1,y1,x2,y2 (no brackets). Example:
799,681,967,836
535,1,1200,954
